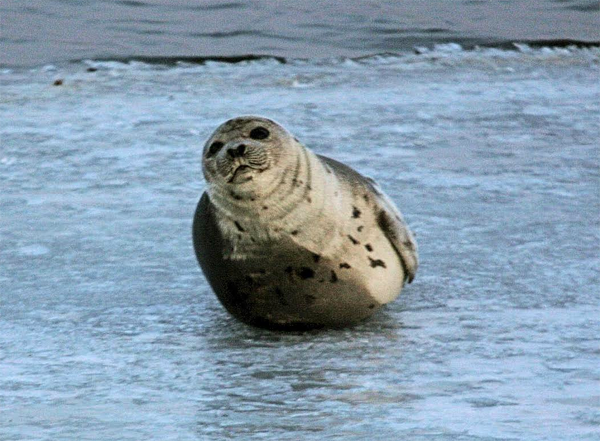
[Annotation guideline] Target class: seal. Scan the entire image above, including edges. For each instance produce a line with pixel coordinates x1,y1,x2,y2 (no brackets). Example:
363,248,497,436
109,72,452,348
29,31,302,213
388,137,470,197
193,116,418,330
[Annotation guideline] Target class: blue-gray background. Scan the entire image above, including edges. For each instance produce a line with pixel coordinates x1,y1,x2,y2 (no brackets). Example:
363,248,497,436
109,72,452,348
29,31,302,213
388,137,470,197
1,2,599,441
0,0,599,67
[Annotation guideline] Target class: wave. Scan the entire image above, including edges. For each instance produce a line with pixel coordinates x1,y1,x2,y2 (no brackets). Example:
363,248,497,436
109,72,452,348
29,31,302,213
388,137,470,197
89,54,289,66
81,39,600,67
2,40,597,73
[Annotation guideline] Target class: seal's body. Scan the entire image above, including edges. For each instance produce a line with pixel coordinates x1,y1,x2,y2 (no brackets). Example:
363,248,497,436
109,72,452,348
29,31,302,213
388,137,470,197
193,116,418,329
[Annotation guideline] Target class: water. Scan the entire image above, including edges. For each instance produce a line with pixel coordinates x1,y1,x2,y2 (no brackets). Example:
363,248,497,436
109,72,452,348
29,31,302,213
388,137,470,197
1,0,599,67
0,46,599,440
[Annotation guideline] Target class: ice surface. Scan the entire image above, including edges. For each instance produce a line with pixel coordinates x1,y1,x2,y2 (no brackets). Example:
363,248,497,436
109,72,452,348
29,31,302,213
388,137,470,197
0,46,599,440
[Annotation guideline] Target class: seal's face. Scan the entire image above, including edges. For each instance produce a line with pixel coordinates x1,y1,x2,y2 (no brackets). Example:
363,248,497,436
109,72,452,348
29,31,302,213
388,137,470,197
202,116,295,190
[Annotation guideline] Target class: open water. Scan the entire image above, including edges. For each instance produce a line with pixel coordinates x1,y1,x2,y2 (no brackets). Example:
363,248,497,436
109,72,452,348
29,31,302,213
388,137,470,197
0,0,599,67
1,2,599,441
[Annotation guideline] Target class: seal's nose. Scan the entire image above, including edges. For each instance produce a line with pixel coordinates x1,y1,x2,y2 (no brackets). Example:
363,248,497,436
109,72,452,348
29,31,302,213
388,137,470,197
227,144,246,159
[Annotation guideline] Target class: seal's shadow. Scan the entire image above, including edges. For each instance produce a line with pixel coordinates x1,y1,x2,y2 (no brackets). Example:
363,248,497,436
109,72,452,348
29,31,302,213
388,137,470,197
203,304,408,349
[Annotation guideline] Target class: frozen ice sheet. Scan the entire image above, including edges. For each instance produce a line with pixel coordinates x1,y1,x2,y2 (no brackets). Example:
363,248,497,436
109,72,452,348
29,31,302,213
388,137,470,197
0,46,599,440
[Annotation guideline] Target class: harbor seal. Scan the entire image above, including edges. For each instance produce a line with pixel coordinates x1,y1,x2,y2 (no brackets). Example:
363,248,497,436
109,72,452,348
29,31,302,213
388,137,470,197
193,116,418,330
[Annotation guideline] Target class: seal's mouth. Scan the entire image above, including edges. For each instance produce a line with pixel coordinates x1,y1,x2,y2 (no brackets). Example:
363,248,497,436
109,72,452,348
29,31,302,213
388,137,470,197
228,165,255,184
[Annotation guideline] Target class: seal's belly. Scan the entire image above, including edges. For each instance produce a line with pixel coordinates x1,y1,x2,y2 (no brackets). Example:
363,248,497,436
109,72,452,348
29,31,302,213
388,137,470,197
211,234,404,329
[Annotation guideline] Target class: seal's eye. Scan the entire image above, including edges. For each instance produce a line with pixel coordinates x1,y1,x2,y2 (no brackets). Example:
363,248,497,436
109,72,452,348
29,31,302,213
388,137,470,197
249,127,270,140
206,141,224,157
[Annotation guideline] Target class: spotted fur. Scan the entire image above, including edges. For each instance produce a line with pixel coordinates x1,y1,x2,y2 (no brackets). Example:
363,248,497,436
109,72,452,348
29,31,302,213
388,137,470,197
193,116,418,329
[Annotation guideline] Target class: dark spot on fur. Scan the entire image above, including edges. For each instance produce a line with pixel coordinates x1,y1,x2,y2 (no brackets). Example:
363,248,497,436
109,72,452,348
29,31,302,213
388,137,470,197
230,191,243,201
250,236,256,243
363,194,370,203
307,184,312,191
262,206,269,210
237,234,242,240
285,266,293,274
291,230,299,236
369,257,387,268
86,67,98,72
368,304,376,309
339,262,351,269
234,221,245,232
53,79,63,86
311,253,321,263
250,197,255,202
306,196,312,203
330,270,338,283
298,267,315,279
348,235,359,245
275,287,288,306
365,244,373,252
352,206,361,219
258,269,267,274
318,279,325,283
377,210,392,234
305,294,317,305
403,240,414,249
357,225,364,232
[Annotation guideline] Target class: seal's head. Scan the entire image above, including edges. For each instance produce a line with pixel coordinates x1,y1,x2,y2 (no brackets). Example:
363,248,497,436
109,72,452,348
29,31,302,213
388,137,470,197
202,116,297,192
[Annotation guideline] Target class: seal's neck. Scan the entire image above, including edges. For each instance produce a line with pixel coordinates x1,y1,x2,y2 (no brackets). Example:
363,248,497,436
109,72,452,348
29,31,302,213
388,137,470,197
208,145,334,245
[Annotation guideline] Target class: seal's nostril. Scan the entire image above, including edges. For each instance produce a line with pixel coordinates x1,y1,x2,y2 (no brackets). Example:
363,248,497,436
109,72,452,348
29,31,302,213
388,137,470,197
227,144,246,158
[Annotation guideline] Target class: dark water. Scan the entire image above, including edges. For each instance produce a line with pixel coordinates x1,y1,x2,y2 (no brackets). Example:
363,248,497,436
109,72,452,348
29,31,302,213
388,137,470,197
1,0,599,67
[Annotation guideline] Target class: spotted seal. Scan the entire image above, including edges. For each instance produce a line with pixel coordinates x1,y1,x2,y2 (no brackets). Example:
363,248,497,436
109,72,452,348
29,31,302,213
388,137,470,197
193,116,418,330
